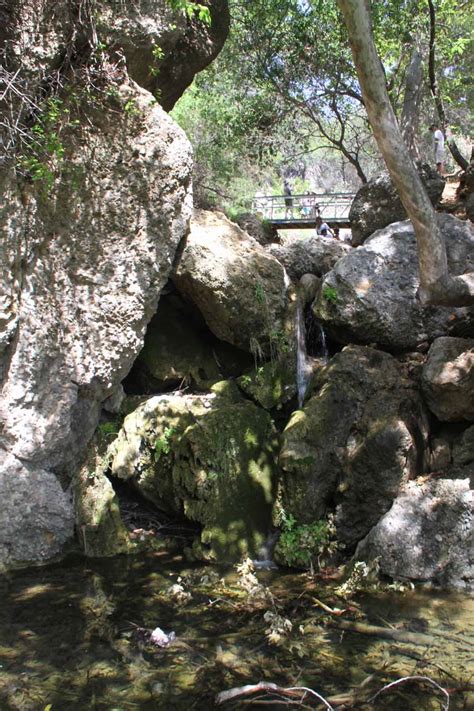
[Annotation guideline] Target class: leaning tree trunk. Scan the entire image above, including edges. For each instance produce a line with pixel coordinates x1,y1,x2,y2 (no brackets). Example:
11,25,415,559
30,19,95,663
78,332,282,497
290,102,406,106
400,46,423,161
336,0,474,306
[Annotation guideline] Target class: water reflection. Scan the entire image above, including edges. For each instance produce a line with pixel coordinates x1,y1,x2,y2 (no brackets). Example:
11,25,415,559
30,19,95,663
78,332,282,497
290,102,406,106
0,553,472,709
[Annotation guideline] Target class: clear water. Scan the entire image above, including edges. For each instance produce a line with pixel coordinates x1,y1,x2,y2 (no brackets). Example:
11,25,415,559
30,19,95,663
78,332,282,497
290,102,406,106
0,553,472,710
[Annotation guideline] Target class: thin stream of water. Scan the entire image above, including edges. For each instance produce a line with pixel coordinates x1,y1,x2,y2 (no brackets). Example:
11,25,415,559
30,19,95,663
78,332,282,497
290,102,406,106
296,300,328,407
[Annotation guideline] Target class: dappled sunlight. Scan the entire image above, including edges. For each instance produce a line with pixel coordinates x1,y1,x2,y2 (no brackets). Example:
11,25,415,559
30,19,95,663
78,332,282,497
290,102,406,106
0,554,472,709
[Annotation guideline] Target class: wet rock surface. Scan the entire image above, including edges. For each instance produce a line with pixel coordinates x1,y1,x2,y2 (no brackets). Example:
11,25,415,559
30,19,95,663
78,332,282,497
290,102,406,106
279,345,429,549
106,384,278,562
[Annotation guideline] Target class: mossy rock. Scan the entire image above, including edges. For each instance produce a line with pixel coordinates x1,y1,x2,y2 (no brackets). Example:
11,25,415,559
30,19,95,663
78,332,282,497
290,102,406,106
237,359,296,410
74,442,132,557
107,384,280,561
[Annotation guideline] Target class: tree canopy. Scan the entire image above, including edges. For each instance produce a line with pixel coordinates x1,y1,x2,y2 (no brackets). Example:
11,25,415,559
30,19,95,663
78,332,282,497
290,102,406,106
171,0,472,217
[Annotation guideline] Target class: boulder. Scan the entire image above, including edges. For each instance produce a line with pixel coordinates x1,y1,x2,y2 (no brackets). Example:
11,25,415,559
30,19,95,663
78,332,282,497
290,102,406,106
96,0,230,111
279,346,429,550
349,164,445,246
0,0,228,569
313,215,474,351
235,213,278,246
173,210,290,354
421,337,474,421
453,425,474,468
0,453,74,571
267,235,350,282
356,477,473,589
107,383,279,561
237,360,297,411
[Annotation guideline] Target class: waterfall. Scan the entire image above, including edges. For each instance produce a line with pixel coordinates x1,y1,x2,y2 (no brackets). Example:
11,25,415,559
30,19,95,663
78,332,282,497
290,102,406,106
296,300,328,408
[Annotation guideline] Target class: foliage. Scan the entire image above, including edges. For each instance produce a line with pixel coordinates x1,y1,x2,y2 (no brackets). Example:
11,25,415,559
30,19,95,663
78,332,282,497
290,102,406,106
277,511,337,571
322,285,338,302
154,426,177,459
17,97,74,194
167,0,211,24
172,0,472,210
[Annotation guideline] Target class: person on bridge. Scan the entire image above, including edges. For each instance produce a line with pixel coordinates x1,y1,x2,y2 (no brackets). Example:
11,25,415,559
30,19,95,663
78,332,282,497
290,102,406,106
283,179,293,218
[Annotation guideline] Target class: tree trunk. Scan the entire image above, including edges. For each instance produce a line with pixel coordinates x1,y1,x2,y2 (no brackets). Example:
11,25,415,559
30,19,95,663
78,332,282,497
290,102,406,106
400,46,423,160
336,0,474,306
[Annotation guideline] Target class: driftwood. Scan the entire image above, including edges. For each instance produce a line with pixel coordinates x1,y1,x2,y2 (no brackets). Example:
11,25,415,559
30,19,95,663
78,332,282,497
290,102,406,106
215,683,334,708
216,674,452,709
326,619,474,651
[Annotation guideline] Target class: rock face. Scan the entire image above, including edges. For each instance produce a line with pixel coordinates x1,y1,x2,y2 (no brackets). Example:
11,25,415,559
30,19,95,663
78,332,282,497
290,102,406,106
349,164,445,246
279,346,429,549
421,337,474,421
0,453,74,570
107,384,279,561
96,0,230,112
356,478,473,589
313,215,474,351
236,213,278,246
0,1,229,569
173,210,290,354
267,235,350,282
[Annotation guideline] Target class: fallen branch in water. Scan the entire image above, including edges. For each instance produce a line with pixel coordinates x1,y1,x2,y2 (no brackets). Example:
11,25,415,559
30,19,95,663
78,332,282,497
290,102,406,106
311,597,347,616
325,618,435,646
216,672,451,709
368,675,450,710
215,682,334,708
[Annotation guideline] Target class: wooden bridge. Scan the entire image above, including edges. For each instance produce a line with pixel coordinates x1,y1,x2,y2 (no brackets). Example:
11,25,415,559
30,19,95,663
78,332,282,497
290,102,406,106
252,192,355,229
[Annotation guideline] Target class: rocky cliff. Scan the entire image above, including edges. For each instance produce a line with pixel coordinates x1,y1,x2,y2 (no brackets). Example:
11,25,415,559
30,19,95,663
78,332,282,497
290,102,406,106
0,0,229,569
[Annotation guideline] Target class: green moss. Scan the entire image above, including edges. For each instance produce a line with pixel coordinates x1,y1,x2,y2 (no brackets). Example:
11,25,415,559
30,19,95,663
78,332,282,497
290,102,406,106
172,399,279,561
237,359,296,410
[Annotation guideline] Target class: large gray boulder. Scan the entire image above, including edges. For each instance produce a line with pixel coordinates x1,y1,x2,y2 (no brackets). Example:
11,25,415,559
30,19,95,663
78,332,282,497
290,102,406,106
313,215,474,351
0,1,228,569
0,453,74,571
356,477,473,589
349,164,445,246
173,210,290,354
279,346,429,549
267,235,350,282
421,337,474,421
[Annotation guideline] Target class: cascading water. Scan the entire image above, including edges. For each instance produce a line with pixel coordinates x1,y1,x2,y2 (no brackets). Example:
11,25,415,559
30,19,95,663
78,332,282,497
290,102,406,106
296,300,328,408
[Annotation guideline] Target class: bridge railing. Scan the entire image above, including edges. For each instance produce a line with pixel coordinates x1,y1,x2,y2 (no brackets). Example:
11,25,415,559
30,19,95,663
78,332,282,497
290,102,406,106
252,192,354,222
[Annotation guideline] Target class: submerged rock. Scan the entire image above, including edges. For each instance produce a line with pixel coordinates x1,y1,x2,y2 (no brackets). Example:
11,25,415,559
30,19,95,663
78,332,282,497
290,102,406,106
349,164,445,246
313,215,474,351
356,477,473,589
173,210,289,355
421,337,474,421
279,345,429,549
106,383,279,561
